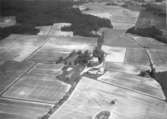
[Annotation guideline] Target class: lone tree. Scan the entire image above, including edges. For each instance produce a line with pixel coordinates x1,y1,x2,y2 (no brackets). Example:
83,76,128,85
93,31,105,64
93,46,105,64
97,31,104,49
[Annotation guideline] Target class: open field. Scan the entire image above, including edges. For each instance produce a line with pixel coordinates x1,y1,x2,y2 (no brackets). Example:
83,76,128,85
98,71,165,100
148,49,167,66
102,46,126,63
128,34,167,49
0,34,46,62
0,26,167,119
0,98,51,119
49,77,167,119
105,62,150,75
0,61,34,93
3,63,71,104
29,36,97,63
103,29,140,48
124,48,150,66
29,48,69,63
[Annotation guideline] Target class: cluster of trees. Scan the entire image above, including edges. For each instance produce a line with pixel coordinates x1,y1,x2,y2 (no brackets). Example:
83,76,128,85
56,50,92,66
75,50,92,65
57,46,105,66
58,32,105,66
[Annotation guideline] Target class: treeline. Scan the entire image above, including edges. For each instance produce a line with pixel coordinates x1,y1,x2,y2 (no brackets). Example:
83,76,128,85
126,1,167,44
126,26,167,44
0,0,112,39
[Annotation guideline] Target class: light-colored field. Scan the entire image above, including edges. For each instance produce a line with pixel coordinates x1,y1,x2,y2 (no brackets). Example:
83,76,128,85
46,38,94,51
29,36,97,63
49,77,167,119
0,98,51,119
0,34,46,62
98,71,165,100
29,47,69,63
3,63,71,104
28,63,64,78
112,23,136,30
0,61,34,93
102,46,126,63
105,62,149,75
36,23,73,36
35,63,64,71
36,25,52,35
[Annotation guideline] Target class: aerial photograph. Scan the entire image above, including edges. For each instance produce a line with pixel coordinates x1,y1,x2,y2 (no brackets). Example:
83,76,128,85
0,0,167,119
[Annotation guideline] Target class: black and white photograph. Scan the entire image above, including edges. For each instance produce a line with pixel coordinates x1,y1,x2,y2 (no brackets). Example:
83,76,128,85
0,0,167,119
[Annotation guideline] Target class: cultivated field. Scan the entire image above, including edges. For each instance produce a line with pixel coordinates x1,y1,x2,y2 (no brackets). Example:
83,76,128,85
50,77,167,119
3,63,71,104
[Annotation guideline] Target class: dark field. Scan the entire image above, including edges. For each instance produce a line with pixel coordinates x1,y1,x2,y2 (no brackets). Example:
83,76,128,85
0,0,112,39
